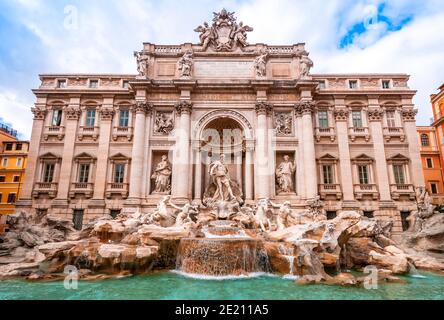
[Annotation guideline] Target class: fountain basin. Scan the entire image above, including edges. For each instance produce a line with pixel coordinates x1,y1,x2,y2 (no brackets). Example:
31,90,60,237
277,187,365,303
176,238,269,276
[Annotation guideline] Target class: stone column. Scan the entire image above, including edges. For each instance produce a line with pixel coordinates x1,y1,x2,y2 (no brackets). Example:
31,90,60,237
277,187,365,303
235,151,243,188
91,103,115,205
54,99,81,206
16,103,47,207
245,143,254,201
126,101,151,204
193,143,202,202
254,102,272,200
402,108,425,188
295,111,305,198
296,101,318,199
172,100,192,202
333,106,357,206
368,107,392,202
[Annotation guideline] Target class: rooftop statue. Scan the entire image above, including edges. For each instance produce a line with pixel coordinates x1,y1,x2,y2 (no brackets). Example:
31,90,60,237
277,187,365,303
194,9,253,52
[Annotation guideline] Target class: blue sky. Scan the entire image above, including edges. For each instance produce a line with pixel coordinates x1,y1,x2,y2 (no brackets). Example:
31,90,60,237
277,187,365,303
0,0,444,139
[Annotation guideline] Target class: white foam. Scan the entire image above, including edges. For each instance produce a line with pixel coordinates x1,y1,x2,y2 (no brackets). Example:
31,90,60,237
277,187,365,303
171,270,268,281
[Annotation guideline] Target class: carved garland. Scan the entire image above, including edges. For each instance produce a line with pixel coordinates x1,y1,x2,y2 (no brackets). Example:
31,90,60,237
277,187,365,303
175,100,193,115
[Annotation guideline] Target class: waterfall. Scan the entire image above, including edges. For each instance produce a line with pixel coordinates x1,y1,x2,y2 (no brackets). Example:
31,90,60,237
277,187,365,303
408,262,426,279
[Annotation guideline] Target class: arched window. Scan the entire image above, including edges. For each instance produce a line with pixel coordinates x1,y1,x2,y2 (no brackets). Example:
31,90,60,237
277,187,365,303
421,134,430,146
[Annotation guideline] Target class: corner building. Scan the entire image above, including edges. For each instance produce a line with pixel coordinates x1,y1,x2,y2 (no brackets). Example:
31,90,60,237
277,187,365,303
17,10,425,236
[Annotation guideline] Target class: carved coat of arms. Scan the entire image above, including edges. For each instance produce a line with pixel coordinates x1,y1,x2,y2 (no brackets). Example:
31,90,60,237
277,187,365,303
194,9,253,52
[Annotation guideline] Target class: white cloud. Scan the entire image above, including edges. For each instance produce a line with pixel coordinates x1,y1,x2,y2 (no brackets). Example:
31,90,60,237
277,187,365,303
0,0,443,139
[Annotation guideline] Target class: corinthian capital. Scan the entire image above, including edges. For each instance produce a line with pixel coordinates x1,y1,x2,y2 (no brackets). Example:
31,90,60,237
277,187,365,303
175,100,193,115
64,106,81,120
134,101,153,115
333,108,349,122
401,108,418,122
99,108,115,121
295,101,315,116
31,107,47,120
367,108,384,122
255,102,273,115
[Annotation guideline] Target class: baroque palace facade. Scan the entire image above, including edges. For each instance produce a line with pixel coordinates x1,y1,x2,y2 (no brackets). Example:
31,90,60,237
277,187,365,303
17,10,424,235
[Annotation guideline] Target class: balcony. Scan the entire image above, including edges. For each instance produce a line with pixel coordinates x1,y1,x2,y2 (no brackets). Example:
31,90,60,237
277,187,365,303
315,127,336,142
318,184,342,200
390,184,415,200
112,126,133,142
106,182,129,198
349,127,370,142
78,126,99,141
354,184,379,200
43,126,65,141
383,127,405,142
69,182,94,198
32,182,58,198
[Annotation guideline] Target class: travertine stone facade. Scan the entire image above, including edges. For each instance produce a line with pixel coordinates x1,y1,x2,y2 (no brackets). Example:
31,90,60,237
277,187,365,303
17,10,424,235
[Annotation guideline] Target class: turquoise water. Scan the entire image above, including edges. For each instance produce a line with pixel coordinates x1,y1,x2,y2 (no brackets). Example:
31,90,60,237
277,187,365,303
0,272,443,300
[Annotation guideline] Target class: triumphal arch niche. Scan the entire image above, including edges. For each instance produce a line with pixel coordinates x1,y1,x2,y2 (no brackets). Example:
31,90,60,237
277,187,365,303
132,9,317,212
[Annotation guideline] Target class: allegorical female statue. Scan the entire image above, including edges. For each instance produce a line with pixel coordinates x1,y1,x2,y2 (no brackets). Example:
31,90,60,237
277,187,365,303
151,155,172,194
276,155,296,194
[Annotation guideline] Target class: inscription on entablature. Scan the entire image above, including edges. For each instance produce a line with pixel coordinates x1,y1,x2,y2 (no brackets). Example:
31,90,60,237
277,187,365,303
101,79,121,87
328,79,346,89
271,63,291,77
157,63,176,76
194,60,254,78
147,93,181,101
192,93,256,101
268,93,298,101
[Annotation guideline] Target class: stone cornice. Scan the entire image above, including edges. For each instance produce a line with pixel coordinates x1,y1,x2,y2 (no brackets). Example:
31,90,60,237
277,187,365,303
175,100,193,115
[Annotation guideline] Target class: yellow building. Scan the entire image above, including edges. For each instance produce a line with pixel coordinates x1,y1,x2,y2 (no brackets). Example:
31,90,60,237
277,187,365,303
0,124,29,223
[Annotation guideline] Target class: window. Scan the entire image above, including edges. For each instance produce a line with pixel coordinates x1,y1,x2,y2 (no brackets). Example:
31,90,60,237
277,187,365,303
0,193,2,202
386,111,396,128
119,110,130,127
0,176,5,182
318,81,326,89
2,158,7,167
114,164,125,183
364,211,374,218
43,163,55,183
57,80,67,88
426,158,433,169
358,165,370,185
85,109,96,127
318,111,329,128
349,80,358,89
122,81,129,89
89,80,99,88
52,109,62,126
322,165,334,184
13,176,20,183
326,211,337,220
382,80,391,89
421,134,430,146
16,158,23,167
400,211,411,232
5,143,13,151
15,143,22,151
352,111,363,128
393,165,406,185
7,193,16,204
78,164,90,183
431,183,438,195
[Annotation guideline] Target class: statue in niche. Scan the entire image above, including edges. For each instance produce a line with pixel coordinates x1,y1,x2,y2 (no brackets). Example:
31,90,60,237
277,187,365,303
254,52,268,77
269,200,293,231
275,113,293,136
154,112,174,135
202,154,244,219
151,155,172,195
134,51,150,77
300,53,313,78
178,50,194,78
276,155,296,194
